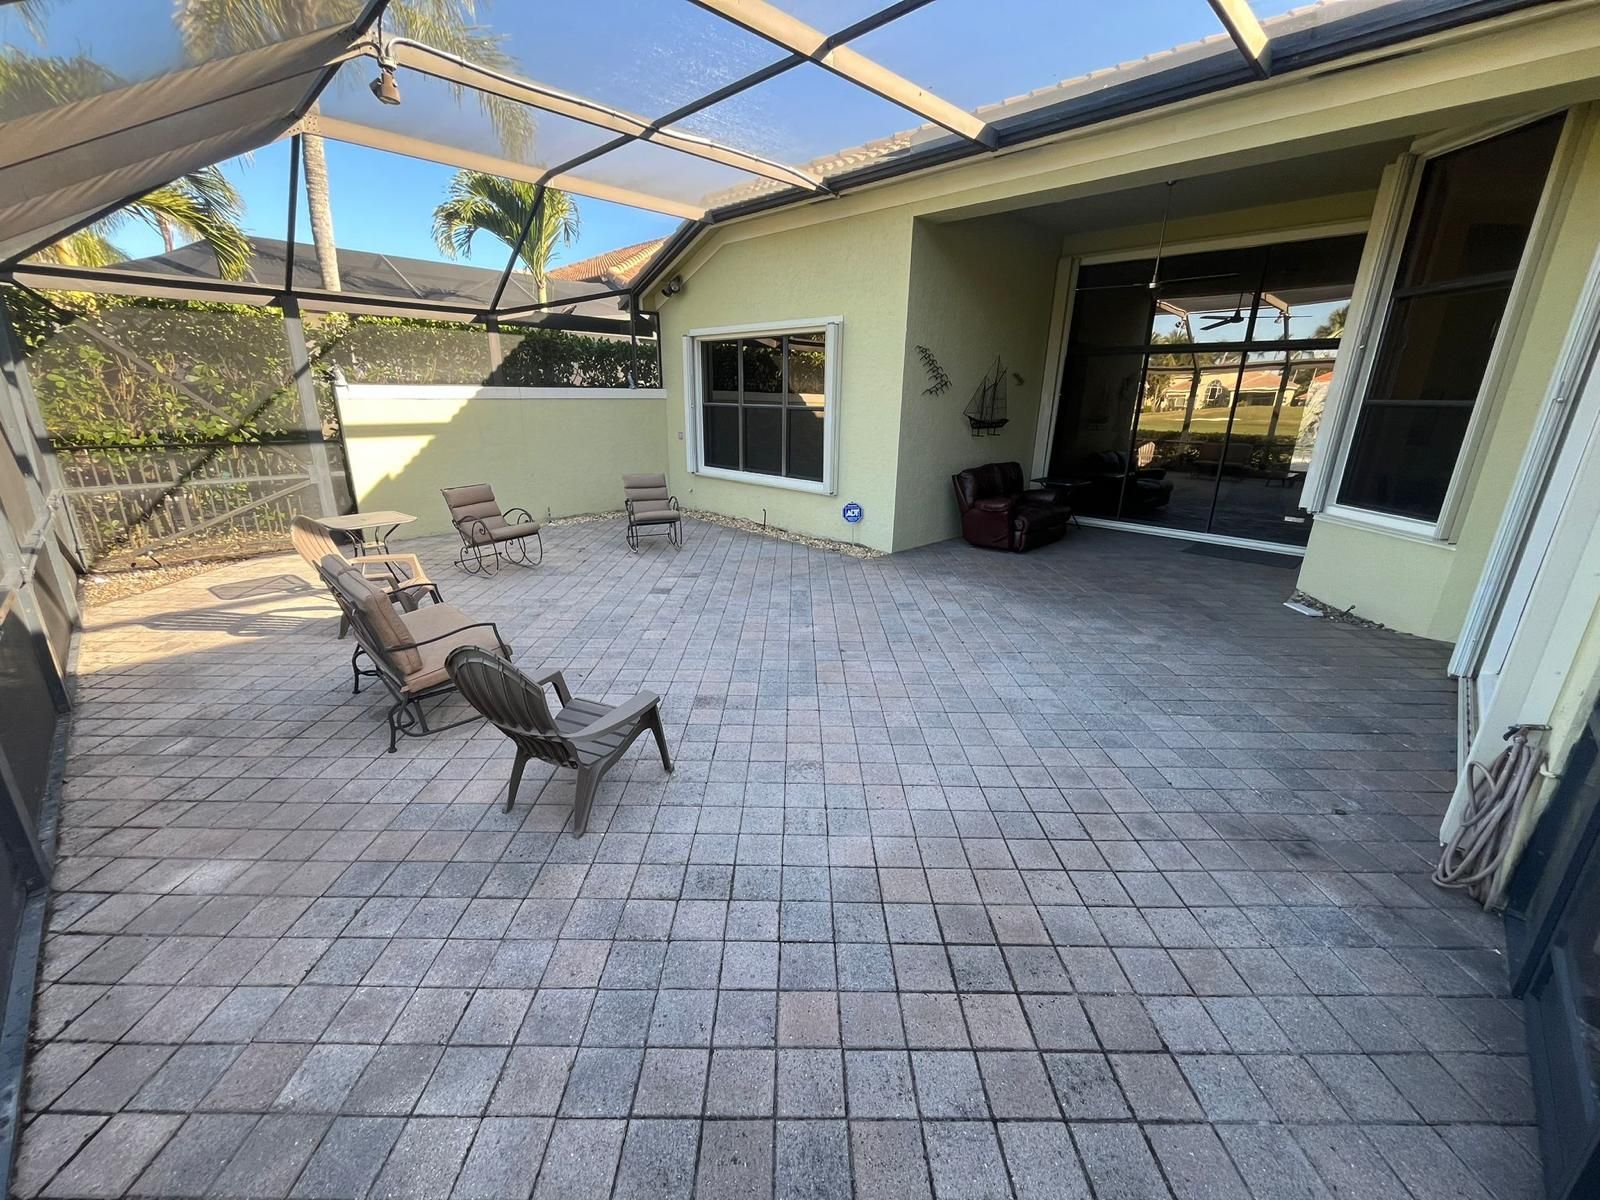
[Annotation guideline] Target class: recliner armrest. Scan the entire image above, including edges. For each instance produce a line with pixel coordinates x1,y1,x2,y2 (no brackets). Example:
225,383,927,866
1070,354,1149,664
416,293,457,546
970,497,1015,513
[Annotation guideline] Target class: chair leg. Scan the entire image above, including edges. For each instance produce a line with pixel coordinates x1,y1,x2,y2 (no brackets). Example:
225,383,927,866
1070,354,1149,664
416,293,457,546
387,704,401,754
351,648,363,694
647,709,673,773
573,766,600,837
505,749,529,813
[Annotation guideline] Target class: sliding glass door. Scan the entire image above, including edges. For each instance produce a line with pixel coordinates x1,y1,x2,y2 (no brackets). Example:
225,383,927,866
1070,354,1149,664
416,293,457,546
1047,233,1363,546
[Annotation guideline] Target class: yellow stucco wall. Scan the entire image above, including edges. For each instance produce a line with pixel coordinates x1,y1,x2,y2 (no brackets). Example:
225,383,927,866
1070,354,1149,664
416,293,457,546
894,215,1061,551
338,387,667,538
655,209,914,552
644,2,1600,577
1297,108,1600,640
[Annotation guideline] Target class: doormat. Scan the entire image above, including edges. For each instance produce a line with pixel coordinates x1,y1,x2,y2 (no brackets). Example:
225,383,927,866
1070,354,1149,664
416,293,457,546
1182,542,1298,568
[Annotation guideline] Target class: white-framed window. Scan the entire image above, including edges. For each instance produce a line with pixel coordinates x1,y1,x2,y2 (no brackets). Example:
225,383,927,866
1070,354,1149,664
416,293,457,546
682,319,841,495
1314,113,1570,537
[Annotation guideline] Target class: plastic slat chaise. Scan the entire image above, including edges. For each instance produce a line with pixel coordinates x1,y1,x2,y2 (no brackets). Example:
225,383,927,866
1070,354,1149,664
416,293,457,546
445,646,673,836
441,483,542,574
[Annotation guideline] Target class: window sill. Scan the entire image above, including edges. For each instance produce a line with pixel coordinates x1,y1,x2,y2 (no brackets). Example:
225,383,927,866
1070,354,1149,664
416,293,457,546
1316,505,1455,546
691,465,835,496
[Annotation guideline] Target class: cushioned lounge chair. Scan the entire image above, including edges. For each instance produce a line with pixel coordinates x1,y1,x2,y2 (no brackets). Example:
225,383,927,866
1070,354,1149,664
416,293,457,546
445,646,672,835
291,515,439,638
622,473,683,551
317,554,511,752
441,483,542,574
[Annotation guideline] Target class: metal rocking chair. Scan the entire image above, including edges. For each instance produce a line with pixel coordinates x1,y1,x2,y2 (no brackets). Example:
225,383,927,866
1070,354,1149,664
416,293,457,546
441,483,543,574
445,646,673,835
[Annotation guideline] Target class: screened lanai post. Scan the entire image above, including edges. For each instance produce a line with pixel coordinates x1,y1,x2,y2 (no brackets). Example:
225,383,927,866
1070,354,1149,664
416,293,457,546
281,299,340,519
1206,0,1273,79
285,134,302,296
686,0,997,148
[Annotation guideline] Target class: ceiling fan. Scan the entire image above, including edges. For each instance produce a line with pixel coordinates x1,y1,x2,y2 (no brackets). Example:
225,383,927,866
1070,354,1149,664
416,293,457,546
1199,297,1249,330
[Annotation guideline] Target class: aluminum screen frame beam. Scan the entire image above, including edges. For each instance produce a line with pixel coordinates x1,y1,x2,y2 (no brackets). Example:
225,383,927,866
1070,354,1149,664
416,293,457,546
1207,0,1274,79
374,40,825,194
0,263,647,334
291,116,707,220
686,0,998,149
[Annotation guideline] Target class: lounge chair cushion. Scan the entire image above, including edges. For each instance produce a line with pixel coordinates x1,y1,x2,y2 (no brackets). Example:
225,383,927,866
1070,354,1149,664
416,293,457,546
624,473,678,527
398,603,506,692
322,555,423,675
464,520,540,545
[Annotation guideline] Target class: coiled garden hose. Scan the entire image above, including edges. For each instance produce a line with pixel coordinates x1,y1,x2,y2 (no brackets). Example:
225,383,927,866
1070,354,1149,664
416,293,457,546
1433,724,1548,908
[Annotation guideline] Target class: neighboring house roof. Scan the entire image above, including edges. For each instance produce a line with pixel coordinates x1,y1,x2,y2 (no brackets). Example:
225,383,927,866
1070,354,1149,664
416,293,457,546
117,237,629,319
549,239,668,288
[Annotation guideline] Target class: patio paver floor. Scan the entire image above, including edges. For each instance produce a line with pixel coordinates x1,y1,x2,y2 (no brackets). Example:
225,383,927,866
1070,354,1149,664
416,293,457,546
17,520,1539,1198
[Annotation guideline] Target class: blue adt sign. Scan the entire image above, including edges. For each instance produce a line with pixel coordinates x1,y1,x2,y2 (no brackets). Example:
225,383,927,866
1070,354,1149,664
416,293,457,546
842,502,864,525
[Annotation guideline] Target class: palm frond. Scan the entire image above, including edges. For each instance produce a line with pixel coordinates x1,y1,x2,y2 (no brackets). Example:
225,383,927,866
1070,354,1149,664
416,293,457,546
28,228,125,270
128,167,252,279
0,46,119,115
431,171,580,292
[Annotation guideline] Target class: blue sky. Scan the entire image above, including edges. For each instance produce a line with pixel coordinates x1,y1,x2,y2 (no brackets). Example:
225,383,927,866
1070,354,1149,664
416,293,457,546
6,0,1235,270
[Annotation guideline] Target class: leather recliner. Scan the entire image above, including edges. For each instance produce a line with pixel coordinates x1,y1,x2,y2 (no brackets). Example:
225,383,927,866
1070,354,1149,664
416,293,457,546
951,461,1071,552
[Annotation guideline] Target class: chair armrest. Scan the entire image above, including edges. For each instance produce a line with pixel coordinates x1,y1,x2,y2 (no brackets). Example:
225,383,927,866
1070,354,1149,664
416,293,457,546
387,620,509,657
1022,488,1067,507
530,668,573,704
970,497,1015,514
568,691,660,741
387,581,442,606
505,507,535,524
453,516,492,545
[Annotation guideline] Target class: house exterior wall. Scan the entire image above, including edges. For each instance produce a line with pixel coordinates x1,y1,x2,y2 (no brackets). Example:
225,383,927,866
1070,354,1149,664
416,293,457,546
655,209,915,553
647,1,1600,580
338,385,667,538
1297,108,1600,640
893,216,1061,551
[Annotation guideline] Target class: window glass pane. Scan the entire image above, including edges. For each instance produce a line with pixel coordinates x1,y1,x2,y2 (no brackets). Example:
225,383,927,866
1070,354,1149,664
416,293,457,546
1338,117,1562,523
1339,402,1474,522
787,408,826,481
1069,268,1153,349
1047,351,1145,510
1252,235,1364,342
742,339,784,403
743,406,784,475
703,405,740,469
1396,117,1565,291
787,335,826,403
706,341,739,401
1366,287,1510,406
1148,247,1263,345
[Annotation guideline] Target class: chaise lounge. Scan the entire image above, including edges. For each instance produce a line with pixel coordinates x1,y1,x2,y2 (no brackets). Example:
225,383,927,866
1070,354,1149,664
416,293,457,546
291,515,439,638
317,554,511,752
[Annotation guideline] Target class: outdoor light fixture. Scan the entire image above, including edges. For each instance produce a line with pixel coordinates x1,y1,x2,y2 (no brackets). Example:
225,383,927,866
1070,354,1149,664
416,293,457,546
370,62,401,105
661,275,683,298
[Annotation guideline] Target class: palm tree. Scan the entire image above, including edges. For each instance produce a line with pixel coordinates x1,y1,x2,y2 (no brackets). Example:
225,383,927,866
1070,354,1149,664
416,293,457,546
176,0,533,292
431,171,578,303
1,48,251,278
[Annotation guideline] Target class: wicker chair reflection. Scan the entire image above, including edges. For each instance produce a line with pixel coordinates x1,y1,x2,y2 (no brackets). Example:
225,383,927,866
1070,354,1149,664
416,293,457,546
291,515,439,638
622,473,683,551
445,646,673,835
316,555,510,753
441,483,543,574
